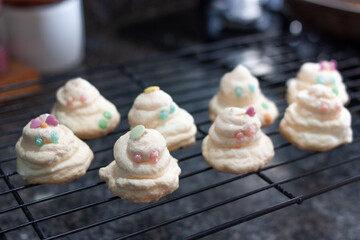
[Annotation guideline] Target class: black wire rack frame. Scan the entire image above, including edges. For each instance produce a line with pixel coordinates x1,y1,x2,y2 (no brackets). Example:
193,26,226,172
1,33,360,239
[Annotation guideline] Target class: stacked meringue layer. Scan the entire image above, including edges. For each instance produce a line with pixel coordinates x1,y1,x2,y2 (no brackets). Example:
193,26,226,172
128,87,196,151
99,126,181,203
280,85,352,151
287,61,349,104
51,78,120,139
16,114,94,184
209,65,278,127
202,107,274,174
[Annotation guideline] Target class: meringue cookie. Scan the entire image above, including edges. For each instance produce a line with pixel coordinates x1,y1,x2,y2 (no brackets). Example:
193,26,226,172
287,60,349,105
51,78,120,139
202,107,274,174
280,85,352,151
99,126,181,203
15,114,94,184
209,65,278,127
128,86,197,151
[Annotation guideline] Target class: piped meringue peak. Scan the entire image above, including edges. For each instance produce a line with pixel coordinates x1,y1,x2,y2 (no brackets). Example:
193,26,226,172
99,127,181,203
209,65,278,127
286,60,349,105
51,77,120,139
202,107,274,174
128,86,196,151
15,114,94,184
280,85,353,151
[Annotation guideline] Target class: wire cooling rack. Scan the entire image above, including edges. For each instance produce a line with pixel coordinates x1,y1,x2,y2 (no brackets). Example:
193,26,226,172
1,33,360,239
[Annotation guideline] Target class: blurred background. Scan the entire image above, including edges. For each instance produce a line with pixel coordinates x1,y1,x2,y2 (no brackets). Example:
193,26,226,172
1,0,360,86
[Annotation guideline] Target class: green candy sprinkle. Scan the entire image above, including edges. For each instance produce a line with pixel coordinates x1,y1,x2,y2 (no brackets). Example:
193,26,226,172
248,84,255,93
316,76,325,84
261,102,269,109
170,103,176,114
130,125,145,140
235,87,243,98
35,136,43,147
50,131,59,144
103,111,112,119
99,119,108,130
159,110,168,120
332,87,339,96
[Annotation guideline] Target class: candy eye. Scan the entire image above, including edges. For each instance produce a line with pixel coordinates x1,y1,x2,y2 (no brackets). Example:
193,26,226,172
50,131,59,144
234,87,243,98
80,94,88,104
320,102,330,113
133,152,142,163
248,84,255,93
246,125,256,138
35,136,43,147
150,150,159,164
159,110,168,120
170,103,176,114
316,76,326,84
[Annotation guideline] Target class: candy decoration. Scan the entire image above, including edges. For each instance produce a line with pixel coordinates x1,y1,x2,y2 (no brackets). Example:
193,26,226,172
335,102,342,112
35,136,43,147
316,76,325,84
30,119,42,128
67,96,74,106
144,86,160,93
319,61,325,71
320,102,330,113
45,115,59,126
235,87,243,98
264,113,272,124
246,125,256,138
133,152,142,163
330,59,337,70
150,150,159,164
234,131,244,142
30,115,58,129
80,94,88,104
330,77,336,84
332,87,339,96
103,111,112,119
159,110,168,120
248,84,255,93
98,119,108,130
50,131,59,144
261,102,269,109
130,125,145,140
245,106,256,117
170,103,176,114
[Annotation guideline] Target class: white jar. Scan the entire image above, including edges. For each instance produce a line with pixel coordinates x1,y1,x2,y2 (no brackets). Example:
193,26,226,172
3,0,84,74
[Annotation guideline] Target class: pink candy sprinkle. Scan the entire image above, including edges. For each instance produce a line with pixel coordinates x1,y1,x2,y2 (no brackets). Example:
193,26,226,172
67,96,74,106
234,131,244,142
330,59,337,70
247,125,257,138
150,150,159,164
245,106,256,117
335,102,342,112
30,119,42,128
319,61,326,71
80,94,88,104
133,152,142,163
320,102,330,113
45,115,59,127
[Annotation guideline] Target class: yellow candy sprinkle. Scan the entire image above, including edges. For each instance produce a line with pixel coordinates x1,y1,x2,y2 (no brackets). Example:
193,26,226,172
144,86,160,93
41,122,48,128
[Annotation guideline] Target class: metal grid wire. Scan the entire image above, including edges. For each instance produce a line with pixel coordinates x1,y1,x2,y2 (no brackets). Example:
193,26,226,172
1,33,360,239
